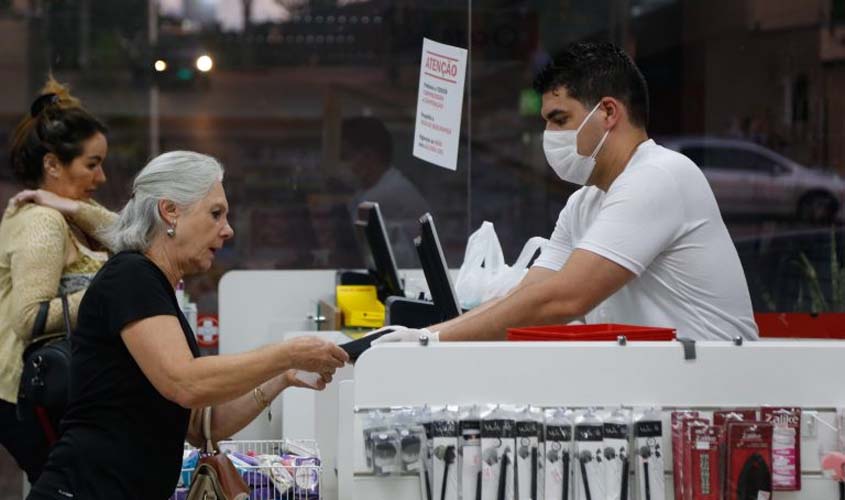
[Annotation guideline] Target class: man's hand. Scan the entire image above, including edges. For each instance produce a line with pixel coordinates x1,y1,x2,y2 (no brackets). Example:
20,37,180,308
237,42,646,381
371,328,440,344
9,189,80,215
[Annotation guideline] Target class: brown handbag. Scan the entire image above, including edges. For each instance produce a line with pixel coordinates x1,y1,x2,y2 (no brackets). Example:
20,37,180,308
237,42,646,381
186,407,250,500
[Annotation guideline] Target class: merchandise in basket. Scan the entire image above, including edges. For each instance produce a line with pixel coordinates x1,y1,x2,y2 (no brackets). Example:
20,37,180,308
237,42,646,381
171,439,322,500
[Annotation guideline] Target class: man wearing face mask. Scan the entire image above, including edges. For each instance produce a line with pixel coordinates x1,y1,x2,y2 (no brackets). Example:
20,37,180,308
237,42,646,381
376,41,758,343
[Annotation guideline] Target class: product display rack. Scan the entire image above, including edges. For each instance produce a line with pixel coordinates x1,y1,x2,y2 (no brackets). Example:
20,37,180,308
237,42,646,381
337,340,845,499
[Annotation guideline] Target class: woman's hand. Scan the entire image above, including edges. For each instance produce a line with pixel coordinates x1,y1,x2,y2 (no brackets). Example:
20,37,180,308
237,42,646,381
9,189,79,215
284,336,349,374
282,369,331,391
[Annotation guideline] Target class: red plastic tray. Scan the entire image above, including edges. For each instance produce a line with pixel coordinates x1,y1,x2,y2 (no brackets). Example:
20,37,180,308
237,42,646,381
507,323,676,341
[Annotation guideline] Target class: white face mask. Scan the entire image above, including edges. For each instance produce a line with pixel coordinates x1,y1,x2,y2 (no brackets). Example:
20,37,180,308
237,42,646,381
542,102,610,185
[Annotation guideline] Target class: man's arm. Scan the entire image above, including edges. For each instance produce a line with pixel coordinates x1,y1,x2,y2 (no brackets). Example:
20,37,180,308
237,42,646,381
438,249,634,341
430,266,557,333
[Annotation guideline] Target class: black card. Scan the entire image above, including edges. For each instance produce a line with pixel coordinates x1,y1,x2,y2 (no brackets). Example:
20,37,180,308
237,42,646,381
340,328,394,362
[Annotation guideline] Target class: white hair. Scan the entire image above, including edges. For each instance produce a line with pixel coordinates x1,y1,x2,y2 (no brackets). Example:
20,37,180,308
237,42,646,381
101,151,224,253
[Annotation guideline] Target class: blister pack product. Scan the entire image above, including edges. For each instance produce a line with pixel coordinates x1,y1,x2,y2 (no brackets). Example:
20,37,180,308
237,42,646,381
481,405,517,500
681,418,710,500
516,408,543,500
671,411,700,499
760,407,801,491
459,406,482,500
687,425,722,500
431,408,460,500
545,409,574,500
603,409,632,500
714,409,758,499
634,408,665,500
725,422,773,500
575,410,606,500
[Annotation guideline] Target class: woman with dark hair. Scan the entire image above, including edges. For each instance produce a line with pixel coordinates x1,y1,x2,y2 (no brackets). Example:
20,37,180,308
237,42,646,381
0,77,115,481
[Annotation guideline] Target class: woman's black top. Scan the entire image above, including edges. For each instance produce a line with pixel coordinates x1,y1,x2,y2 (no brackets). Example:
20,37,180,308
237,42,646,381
33,251,200,500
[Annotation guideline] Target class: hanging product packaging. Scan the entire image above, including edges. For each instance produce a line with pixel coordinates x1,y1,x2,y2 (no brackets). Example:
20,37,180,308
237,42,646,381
363,410,402,476
725,422,773,500
681,418,711,500
516,407,543,500
459,406,483,500
687,425,722,500
603,408,632,500
431,407,460,500
575,409,606,500
760,407,801,491
403,407,432,500
545,408,574,500
481,405,517,500
671,411,700,499
634,408,665,500
714,409,758,499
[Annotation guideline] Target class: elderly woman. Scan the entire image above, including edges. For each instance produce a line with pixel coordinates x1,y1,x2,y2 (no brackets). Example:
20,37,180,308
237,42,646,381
27,151,349,500
0,78,114,481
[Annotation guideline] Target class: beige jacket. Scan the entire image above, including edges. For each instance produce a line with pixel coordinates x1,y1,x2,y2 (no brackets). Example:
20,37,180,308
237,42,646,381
0,201,116,403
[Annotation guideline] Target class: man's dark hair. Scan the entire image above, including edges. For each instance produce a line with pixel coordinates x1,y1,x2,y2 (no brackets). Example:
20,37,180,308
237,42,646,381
341,116,393,164
533,41,649,128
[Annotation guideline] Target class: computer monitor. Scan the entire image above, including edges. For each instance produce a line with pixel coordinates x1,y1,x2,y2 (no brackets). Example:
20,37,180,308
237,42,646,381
354,201,404,302
414,213,462,321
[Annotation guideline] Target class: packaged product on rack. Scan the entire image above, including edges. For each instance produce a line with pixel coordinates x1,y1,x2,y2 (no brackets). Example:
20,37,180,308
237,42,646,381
603,408,632,500
362,410,391,475
671,410,699,499
545,408,574,500
459,406,483,500
725,422,773,500
634,408,665,500
714,408,759,499
687,425,722,500
575,409,606,500
713,409,758,427
431,407,460,500
760,407,801,491
516,407,544,500
397,407,430,500
681,418,710,500
481,405,517,500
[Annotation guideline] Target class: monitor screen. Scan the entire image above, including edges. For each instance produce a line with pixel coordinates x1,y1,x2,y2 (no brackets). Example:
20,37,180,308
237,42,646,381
415,213,462,321
354,201,404,302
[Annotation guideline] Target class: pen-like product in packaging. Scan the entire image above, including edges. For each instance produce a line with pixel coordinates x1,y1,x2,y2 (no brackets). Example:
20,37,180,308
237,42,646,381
575,411,605,500
545,409,573,500
481,406,516,500
760,407,801,491
516,416,541,500
671,411,699,499
725,422,773,500
431,411,459,500
634,408,665,500
603,409,631,500
713,409,758,499
459,407,482,500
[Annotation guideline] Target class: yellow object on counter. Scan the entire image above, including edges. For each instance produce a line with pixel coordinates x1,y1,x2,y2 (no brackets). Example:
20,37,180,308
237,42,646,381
336,285,385,328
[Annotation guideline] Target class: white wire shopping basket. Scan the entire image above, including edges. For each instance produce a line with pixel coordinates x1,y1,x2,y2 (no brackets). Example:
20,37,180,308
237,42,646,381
171,439,322,500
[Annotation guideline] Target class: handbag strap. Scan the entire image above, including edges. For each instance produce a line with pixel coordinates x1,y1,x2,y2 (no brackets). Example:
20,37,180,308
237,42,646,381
202,406,215,454
29,294,72,342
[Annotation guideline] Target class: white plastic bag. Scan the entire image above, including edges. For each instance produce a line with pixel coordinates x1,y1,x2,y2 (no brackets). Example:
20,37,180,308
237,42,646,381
455,222,547,309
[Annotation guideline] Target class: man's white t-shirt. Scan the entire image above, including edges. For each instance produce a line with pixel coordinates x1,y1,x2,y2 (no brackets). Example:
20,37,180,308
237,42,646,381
533,139,758,340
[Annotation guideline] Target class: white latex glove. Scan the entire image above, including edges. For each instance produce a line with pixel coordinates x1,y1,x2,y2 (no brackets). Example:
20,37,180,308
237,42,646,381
365,325,408,337
371,327,439,345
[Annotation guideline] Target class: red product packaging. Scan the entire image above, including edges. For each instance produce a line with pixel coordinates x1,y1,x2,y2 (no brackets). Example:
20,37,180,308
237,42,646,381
682,419,711,500
726,422,773,500
713,409,758,427
688,426,723,500
760,407,801,491
672,411,700,499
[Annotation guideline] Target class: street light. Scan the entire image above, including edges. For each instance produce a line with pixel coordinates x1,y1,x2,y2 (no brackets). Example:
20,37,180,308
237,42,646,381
154,59,167,72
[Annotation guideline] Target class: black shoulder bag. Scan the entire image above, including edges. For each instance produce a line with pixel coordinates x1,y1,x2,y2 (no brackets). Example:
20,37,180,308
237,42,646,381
16,294,73,445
